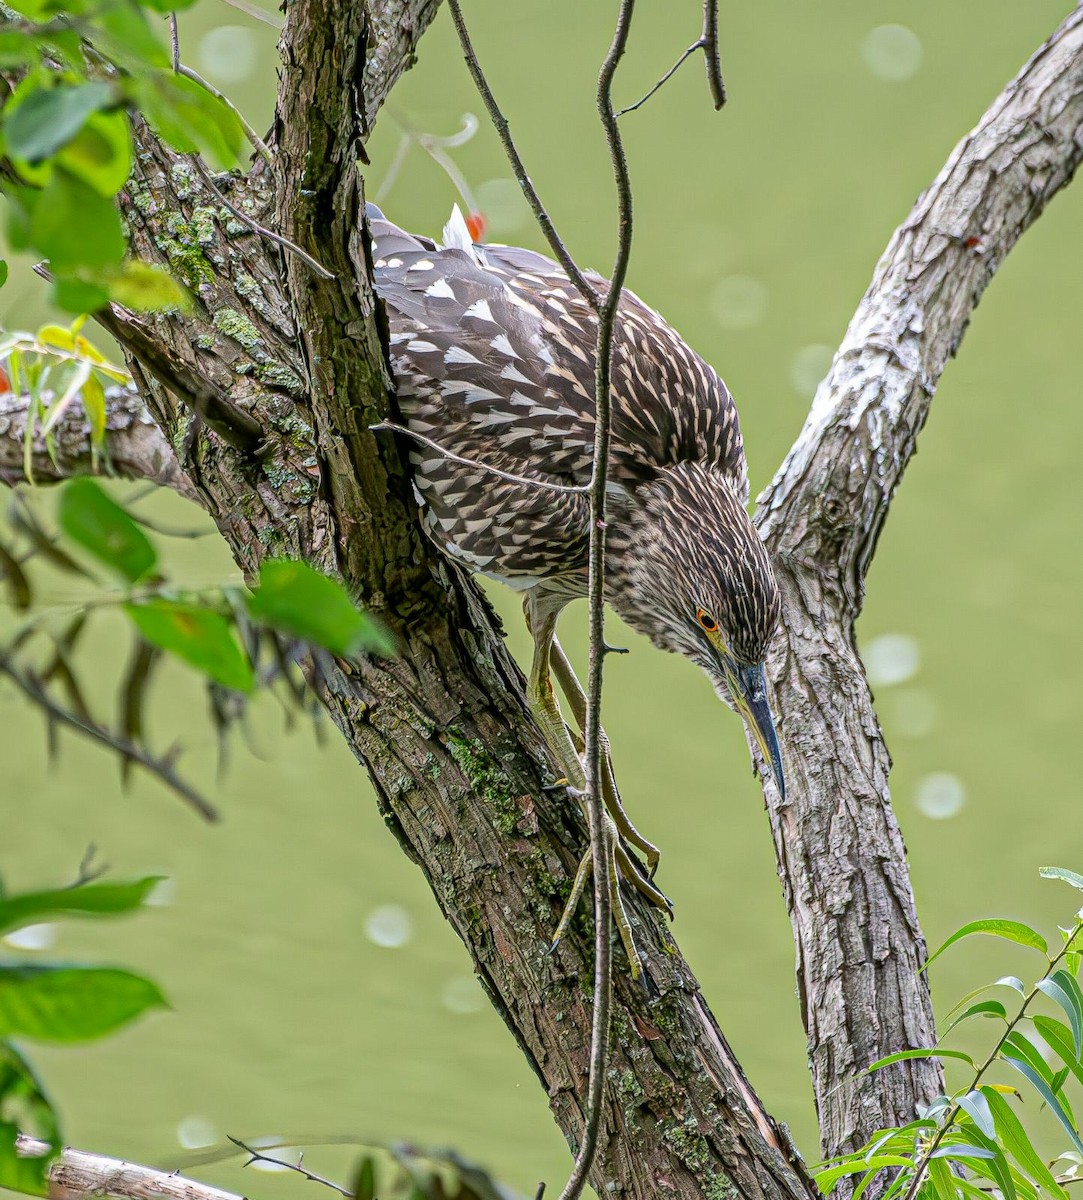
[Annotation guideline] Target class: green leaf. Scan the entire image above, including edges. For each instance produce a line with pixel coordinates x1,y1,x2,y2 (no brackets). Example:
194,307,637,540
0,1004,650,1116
91,2,170,71
5,83,113,163
923,919,1048,971
57,109,132,197
1041,867,1083,894
1033,1015,1083,1087
1003,1030,1055,1084
247,559,395,657
942,999,1006,1037
58,478,157,583
1002,1055,1083,1157
814,1157,914,1194
0,30,37,68
0,259,7,288
926,1157,958,1199
957,1089,996,1140
997,976,1026,994
931,1144,995,1161
52,276,110,315
1038,970,1083,1058
81,371,106,447
0,1043,60,1196
107,261,189,313
126,600,253,692
0,966,166,1042
30,168,126,271
866,1048,976,1072
981,1086,1065,1196
0,876,164,938
353,1155,377,1200
129,71,243,169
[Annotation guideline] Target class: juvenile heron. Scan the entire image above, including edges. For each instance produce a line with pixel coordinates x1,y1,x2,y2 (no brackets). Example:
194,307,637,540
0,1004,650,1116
369,204,784,975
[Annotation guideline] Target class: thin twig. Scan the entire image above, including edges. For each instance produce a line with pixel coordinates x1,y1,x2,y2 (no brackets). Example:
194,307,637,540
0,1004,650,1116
370,421,588,495
615,40,702,117
182,64,273,165
192,159,335,280
228,1136,350,1196
168,12,272,163
0,653,219,823
168,12,180,71
701,0,727,109
445,0,602,313
557,6,637,1200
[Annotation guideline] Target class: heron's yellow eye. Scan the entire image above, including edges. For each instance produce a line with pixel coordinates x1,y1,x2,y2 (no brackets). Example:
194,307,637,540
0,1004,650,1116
696,607,719,633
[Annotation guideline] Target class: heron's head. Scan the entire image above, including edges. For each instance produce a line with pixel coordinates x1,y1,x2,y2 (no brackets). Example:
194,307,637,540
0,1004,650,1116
607,463,786,797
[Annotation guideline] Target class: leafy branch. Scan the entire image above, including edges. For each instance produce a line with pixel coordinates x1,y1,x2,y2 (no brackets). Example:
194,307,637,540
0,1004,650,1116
0,476,394,815
815,868,1083,1200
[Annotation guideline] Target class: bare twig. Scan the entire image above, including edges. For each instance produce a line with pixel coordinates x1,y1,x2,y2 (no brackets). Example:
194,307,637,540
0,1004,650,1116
228,1135,351,1196
179,64,273,165
445,0,602,313
168,12,180,71
615,40,702,117
555,6,636,1200
701,0,726,109
0,653,219,823
193,159,335,280
370,421,588,494
615,0,725,117
168,13,272,164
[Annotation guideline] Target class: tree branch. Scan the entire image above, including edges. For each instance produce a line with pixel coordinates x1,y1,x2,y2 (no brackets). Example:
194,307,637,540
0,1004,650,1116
752,6,1083,1163
0,384,195,499
16,1134,242,1200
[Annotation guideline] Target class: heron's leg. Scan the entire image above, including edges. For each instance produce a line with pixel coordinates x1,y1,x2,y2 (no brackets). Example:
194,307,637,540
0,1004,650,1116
523,595,666,979
548,635,662,877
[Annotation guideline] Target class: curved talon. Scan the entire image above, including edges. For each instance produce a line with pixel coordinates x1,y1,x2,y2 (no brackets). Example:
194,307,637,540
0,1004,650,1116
615,843,674,920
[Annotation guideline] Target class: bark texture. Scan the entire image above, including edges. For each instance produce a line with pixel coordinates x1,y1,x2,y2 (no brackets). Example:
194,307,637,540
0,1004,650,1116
2,4,1082,1198
754,10,1083,1161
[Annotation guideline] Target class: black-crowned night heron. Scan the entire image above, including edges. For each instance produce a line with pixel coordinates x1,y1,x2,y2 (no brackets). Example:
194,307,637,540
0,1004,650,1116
369,204,784,977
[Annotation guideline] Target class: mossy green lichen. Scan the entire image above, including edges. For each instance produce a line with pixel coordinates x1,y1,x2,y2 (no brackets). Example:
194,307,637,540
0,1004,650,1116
190,206,218,245
169,161,196,199
213,307,262,351
259,458,317,505
447,734,520,835
156,237,214,290
257,362,304,394
703,1174,739,1200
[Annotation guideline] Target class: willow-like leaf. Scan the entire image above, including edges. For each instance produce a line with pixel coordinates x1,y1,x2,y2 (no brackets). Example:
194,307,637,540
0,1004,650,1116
923,920,1048,972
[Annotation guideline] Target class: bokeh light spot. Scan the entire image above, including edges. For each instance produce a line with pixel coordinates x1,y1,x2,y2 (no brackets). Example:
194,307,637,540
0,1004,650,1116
176,1116,217,1149
709,275,767,330
441,976,485,1015
364,903,413,948
864,633,920,686
862,25,923,83
915,772,966,820
475,179,531,237
197,25,258,85
790,344,834,397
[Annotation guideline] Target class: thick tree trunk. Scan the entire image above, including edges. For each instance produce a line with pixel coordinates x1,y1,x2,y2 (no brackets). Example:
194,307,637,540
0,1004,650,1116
3,4,1082,1198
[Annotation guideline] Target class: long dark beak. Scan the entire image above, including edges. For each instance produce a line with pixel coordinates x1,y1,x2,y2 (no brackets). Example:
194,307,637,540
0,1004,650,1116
731,662,785,800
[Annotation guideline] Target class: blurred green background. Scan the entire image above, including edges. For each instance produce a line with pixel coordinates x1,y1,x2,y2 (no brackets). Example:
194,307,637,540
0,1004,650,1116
2,1,1082,1196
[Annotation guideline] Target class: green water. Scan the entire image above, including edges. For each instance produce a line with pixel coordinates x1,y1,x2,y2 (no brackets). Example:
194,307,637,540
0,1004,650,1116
3,2,1082,1196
